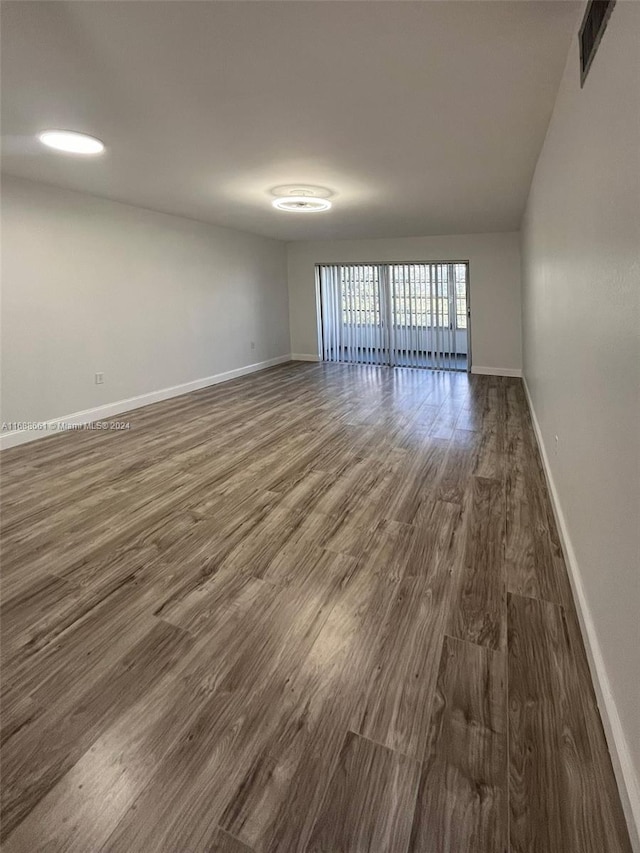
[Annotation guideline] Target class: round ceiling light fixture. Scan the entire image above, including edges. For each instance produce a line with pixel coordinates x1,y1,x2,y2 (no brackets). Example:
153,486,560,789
272,196,332,213
270,185,333,213
38,130,105,155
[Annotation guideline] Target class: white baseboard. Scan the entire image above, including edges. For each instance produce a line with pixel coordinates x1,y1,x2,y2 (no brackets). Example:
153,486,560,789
290,353,320,362
523,377,640,852
0,354,291,450
471,365,522,377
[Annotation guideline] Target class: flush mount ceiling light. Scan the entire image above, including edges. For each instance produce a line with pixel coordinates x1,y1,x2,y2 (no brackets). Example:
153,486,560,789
272,196,332,213
270,185,333,213
38,130,105,155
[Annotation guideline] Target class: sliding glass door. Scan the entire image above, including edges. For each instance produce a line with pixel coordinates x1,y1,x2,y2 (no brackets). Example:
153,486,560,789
318,264,387,365
318,262,469,371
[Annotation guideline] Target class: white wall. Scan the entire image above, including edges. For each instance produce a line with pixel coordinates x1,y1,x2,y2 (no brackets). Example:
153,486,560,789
287,232,521,373
1,177,289,444
521,1,640,843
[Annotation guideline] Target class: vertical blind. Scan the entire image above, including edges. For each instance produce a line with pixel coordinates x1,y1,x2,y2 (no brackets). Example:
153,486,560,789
318,262,468,371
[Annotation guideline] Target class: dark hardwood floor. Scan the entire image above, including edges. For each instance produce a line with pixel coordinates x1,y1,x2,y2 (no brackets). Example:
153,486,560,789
0,361,632,852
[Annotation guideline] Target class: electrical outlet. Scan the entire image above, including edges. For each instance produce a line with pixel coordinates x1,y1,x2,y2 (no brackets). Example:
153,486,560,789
250,341,256,350
95,372,104,385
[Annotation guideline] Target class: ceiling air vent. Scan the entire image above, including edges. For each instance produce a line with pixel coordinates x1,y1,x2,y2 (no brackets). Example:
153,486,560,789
579,0,616,86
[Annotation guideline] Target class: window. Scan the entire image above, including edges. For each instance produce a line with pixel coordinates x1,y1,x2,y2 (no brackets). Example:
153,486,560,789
454,263,467,329
340,266,380,326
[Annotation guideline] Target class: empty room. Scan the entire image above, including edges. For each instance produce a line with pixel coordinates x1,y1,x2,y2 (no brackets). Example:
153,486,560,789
1,1,639,851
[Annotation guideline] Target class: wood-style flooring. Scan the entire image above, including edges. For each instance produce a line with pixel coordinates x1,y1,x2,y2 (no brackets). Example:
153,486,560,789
0,362,632,852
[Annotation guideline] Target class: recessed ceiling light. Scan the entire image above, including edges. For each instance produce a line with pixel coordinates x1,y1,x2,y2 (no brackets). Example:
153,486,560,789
272,196,332,213
38,130,105,155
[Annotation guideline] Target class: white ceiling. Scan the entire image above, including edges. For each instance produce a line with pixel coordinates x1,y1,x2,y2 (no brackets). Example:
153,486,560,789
1,1,580,241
